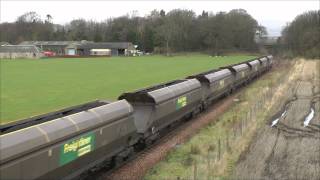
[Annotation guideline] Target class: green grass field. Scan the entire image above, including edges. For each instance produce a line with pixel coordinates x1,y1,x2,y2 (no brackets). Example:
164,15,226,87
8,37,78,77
0,54,255,124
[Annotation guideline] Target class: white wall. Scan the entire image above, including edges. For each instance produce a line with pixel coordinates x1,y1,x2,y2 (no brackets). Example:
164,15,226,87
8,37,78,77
0,52,42,59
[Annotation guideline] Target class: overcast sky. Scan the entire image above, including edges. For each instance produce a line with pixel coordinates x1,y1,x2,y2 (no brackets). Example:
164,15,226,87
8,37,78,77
1,0,319,36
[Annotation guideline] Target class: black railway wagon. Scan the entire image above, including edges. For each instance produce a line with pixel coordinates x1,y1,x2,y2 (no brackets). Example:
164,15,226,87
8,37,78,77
0,100,138,180
119,79,202,143
186,68,234,107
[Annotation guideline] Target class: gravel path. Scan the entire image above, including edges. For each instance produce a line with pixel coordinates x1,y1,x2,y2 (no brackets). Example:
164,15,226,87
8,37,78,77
233,60,320,180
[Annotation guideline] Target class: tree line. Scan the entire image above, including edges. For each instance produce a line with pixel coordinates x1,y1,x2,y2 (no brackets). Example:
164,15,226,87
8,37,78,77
0,9,266,55
281,10,320,59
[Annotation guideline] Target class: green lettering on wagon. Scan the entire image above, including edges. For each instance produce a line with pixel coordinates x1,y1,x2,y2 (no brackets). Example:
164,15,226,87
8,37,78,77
59,132,95,166
176,96,187,109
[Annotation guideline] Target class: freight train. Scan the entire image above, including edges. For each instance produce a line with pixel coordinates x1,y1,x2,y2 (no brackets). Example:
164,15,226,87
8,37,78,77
0,55,273,180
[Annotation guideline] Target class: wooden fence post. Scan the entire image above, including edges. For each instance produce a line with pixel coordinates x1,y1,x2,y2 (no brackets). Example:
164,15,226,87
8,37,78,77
218,138,221,161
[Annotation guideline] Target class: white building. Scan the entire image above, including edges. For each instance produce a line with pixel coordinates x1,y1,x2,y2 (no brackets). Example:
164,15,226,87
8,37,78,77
0,45,43,59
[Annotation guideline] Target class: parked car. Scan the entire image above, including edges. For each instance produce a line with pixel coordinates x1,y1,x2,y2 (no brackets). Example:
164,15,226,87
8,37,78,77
43,51,56,57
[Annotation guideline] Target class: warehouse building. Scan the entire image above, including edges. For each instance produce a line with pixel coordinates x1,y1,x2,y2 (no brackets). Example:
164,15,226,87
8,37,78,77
70,42,136,56
19,41,136,56
19,41,85,56
0,45,42,59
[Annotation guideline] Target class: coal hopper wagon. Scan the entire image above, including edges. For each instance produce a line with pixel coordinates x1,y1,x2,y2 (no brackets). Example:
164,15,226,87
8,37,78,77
0,100,139,180
247,59,262,79
221,63,251,88
259,56,269,72
119,79,203,145
187,68,234,108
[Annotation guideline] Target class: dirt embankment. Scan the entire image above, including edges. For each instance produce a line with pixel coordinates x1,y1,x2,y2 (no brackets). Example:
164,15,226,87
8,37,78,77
233,60,320,180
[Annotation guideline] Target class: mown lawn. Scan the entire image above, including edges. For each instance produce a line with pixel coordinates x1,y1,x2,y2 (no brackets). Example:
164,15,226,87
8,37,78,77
0,54,255,124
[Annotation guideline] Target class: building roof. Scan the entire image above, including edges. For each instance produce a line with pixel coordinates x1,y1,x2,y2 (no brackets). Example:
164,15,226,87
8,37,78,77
77,42,133,49
0,45,41,53
19,41,134,50
19,41,85,46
